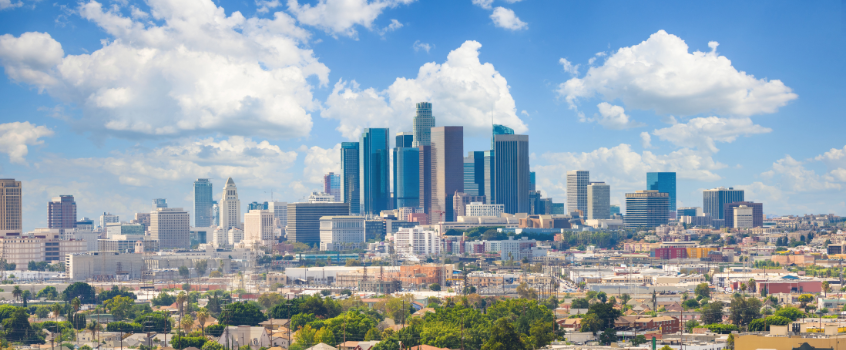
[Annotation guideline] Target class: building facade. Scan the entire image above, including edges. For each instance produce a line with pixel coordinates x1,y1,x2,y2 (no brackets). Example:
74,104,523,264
646,172,677,213
193,178,214,227
724,201,763,228
395,146,420,209
419,145,432,215
703,187,744,219
244,209,275,246
494,134,530,214
431,126,464,222
341,142,360,215
464,151,486,197
0,179,22,232
733,205,754,229
393,132,414,208
360,128,390,215
220,177,242,230
99,212,119,228
267,201,288,229
453,192,486,218
150,207,190,249
48,195,77,229
465,202,505,217
287,202,351,245
412,102,435,147
625,190,669,228
394,227,441,256
323,172,341,202
567,170,589,215
587,182,610,220
319,216,365,251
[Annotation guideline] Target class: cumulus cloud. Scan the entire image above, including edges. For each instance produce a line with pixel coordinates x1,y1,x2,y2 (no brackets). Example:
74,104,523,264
0,0,330,140
287,0,414,37
557,30,797,117
322,40,528,139
558,58,579,75
377,19,403,36
303,143,341,184
490,7,527,30
592,102,645,130
472,0,493,9
0,121,54,163
651,116,771,152
815,145,846,168
0,0,22,10
640,132,652,148
413,40,432,53
761,155,841,192
256,0,282,13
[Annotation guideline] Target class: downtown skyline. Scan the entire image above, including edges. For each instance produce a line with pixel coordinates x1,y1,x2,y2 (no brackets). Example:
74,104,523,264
0,0,844,231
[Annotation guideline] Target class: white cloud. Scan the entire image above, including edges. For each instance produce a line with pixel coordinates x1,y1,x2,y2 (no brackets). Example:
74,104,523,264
413,40,432,53
377,19,403,35
761,155,841,192
502,0,523,2
558,30,797,117
0,0,329,140
472,0,493,9
322,40,528,139
651,116,771,152
593,102,644,130
490,7,527,30
303,143,341,185
735,181,785,205
286,0,414,38
0,0,22,10
0,121,54,163
815,145,846,168
640,131,652,148
558,58,579,75
256,0,282,13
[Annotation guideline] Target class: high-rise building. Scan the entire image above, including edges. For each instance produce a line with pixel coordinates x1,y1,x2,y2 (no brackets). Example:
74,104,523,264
703,187,744,219
587,182,611,220
567,170,589,215
307,192,336,202
646,172,677,212
491,124,515,149
552,203,565,215
150,207,190,249
624,190,669,228
48,195,77,229
724,201,763,228
100,212,119,228
287,202,351,245
465,202,505,217
453,192,485,218
464,151,486,197
341,142,360,214
431,126,464,222
220,177,242,230
324,172,341,202
419,145,432,214
153,198,168,210
610,205,621,216
494,134,530,214
267,201,288,228
393,132,414,208
244,209,275,246
732,206,755,229
319,216,365,251
360,128,390,215
396,146,420,209
483,150,495,204
193,179,213,227
412,102,435,147
529,190,542,214
248,201,266,211
677,207,703,217
530,171,536,192
0,179,22,233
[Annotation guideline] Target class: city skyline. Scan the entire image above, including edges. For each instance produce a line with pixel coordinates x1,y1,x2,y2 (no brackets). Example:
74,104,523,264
0,0,843,231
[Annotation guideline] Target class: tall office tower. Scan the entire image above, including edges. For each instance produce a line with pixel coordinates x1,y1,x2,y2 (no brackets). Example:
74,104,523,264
419,145,432,214
724,201,763,228
494,134,530,214
412,102,435,147
483,150,495,204
287,202,350,245
567,170,590,215
453,192,486,218
193,178,213,227
248,201,264,211
530,171,536,191
0,179,22,232
100,212,119,228
48,195,77,229
220,177,242,230
529,190,542,215
703,187,745,219
360,128,390,216
393,132,414,208
396,146,420,209
430,126,464,222
267,201,288,228
491,124,515,149
610,205,621,216
587,182,611,220
646,172,677,213
244,209,275,246
624,190,669,228
464,151,486,197
341,142,361,214
153,198,168,210
150,207,190,249
323,172,341,202
212,201,219,227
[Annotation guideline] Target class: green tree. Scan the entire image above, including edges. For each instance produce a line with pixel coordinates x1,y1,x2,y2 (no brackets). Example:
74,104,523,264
631,335,647,346
482,318,527,350
218,302,267,326
195,260,209,277
571,298,589,309
599,328,617,345
201,341,224,350
701,302,724,324
61,282,95,304
364,328,381,341
99,286,137,302
694,283,710,299
429,283,441,291
37,286,59,300
179,266,190,279
579,313,601,334
105,296,135,320
314,327,336,346
774,306,805,321
152,292,176,307
685,320,700,332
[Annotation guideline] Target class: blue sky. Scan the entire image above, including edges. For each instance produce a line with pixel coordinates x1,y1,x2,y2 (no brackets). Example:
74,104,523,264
0,0,843,231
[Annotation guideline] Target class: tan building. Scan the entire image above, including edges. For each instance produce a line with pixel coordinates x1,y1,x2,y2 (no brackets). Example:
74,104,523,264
244,209,275,247
0,236,86,270
771,254,816,266
736,334,846,350
150,207,190,249
0,179,22,233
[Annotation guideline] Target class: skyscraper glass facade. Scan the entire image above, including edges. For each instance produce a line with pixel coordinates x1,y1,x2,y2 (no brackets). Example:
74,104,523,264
494,134,530,214
396,147,420,208
703,187,744,219
341,142,360,215
193,179,213,227
412,102,435,147
431,126,464,222
393,132,414,208
464,151,486,197
360,128,390,216
324,172,341,202
646,172,677,212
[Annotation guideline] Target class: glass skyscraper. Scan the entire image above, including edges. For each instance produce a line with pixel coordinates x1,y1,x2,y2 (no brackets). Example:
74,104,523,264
703,187,744,219
396,147,420,208
393,132,414,208
341,142,360,215
412,102,435,147
464,151,486,197
492,124,515,149
360,128,390,215
494,134,530,214
193,179,213,227
431,126,464,222
646,172,677,212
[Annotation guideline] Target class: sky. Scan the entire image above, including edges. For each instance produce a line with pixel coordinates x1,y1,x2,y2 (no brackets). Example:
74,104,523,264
0,0,844,232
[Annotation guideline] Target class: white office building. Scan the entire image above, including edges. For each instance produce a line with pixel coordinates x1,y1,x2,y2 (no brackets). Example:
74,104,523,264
394,227,441,256
99,212,119,229
212,227,228,248
220,177,242,230
319,216,365,251
267,201,288,228
307,192,336,203
587,182,611,220
733,205,754,229
150,208,190,249
465,202,504,217
244,209,275,246
567,170,589,215
228,227,244,245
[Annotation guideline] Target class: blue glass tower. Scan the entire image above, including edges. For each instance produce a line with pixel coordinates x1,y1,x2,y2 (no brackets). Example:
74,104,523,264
646,172,677,212
396,147,420,208
341,142,360,214
360,128,390,215
464,151,486,197
193,178,214,227
393,132,414,208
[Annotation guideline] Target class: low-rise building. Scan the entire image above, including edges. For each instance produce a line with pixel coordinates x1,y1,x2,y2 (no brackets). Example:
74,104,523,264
319,216,365,251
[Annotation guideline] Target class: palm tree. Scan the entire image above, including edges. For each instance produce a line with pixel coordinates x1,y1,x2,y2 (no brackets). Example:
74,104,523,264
176,292,188,319
196,309,209,338
12,286,22,305
51,303,62,350
72,297,81,346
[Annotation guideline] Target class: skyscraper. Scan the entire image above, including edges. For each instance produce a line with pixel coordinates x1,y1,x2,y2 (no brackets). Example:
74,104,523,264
431,126,464,222
483,150,495,204
529,171,536,191
624,190,669,228
412,102,435,147
360,128,390,216
153,198,168,210
724,201,763,228
587,182,611,220
396,146,420,209
324,172,341,202
419,145,432,214
393,132,414,208
464,151,486,197
287,202,350,245
646,172,677,212
567,170,589,215
220,177,242,230
494,134,530,214
492,124,515,149
703,187,745,219
341,142,360,215
151,207,190,249
0,179,22,233
194,178,213,227
48,195,77,229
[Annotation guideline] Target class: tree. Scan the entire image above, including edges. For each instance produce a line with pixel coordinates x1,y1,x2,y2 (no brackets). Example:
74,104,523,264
823,281,831,296
429,283,441,292
61,282,95,304
728,295,761,327
99,286,137,302
179,266,190,280
3,306,38,343
571,298,589,309
632,335,647,346
197,309,209,337
516,282,538,300
774,306,805,321
482,318,527,350
798,294,815,312
152,292,176,307
38,286,59,300
176,292,188,317
682,299,699,310
171,336,207,350
195,260,208,277
105,296,135,320
620,294,631,306
685,320,700,332
314,327,336,346
579,313,601,334
202,341,224,350
748,316,791,332
694,283,710,299
218,302,267,326
701,302,723,325
364,327,381,341
586,302,621,330
205,324,226,337
599,328,617,345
